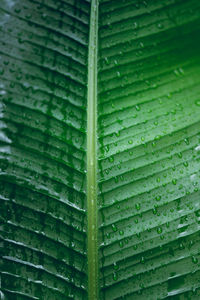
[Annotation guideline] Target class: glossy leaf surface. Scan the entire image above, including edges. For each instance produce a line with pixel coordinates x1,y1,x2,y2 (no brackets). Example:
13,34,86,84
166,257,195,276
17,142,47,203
1,0,200,299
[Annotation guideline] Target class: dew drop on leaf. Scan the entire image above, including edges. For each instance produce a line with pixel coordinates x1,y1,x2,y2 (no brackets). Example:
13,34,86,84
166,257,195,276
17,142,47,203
195,100,200,106
157,23,163,29
157,227,162,234
172,179,177,185
140,256,145,264
105,145,109,152
135,203,141,210
155,195,161,201
119,241,124,248
111,224,117,232
113,262,119,270
192,256,198,264
135,105,140,111
113,272,118,281
184,138,189,145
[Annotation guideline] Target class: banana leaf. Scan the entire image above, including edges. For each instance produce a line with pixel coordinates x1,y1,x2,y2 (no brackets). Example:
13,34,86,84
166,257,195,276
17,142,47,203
0,0,200,299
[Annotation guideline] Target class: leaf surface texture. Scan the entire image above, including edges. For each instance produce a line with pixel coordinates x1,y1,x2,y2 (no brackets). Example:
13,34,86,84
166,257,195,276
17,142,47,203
0,0,200,299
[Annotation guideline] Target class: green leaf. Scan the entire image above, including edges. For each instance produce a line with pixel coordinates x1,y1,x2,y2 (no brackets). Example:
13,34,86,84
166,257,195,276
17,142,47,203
1,0,200,299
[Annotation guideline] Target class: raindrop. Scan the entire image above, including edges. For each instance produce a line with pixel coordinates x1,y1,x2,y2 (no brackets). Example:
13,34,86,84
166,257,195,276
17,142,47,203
192,256,198,264
157,227,162,234
135,203,141,210
104,57,109,65
113,272,118,281
184,138,189,145
178,152,182,158
172,179,177,185
135,105,140,111
157,23,163,29
119,241,124,248
14,8,21,13
155,195,161,201
111,224,117,232
140,256,145,264
195,100,200,106
139,42,144,48
109,156,114,163
105,145,109,152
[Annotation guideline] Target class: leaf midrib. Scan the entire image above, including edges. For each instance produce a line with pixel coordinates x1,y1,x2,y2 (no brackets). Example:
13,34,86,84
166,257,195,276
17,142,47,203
87,0,99,299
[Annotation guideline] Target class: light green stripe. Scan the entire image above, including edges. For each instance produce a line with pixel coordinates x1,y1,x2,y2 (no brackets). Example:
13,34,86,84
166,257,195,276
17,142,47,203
87,0,99,299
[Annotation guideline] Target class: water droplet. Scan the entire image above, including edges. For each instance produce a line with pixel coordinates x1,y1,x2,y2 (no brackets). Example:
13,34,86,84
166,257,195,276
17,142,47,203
167,93,172,99
117,71,120,78
14,8,21,13
140,256,145,264
135,203,141,210
152,141,156,147
105,169,109,175
174,69,180,76
151,83,157,89
172,179,177,185
184,138,189,145
155,195,161,201
133,244,138,250
155,135,161,140
143,1,148,7
0,68,4,75
25,13,32,19
157,23,163,29
157,227,162,234
139,42,144,48
119,241,124,248
192,256,198,264
111,224,117,232
135,105,140,111
179,67,184,75
179,242,184,250
113,272,118,281
104,57,109,65
41,13,47,20
195,100,200,106
109,156,114,163
153,207,157,215
106,232,111,239
119,230,124,236
105,145,109,152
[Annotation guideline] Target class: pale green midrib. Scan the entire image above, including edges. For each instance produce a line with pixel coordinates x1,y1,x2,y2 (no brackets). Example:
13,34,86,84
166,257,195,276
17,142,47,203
87,0,99,300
